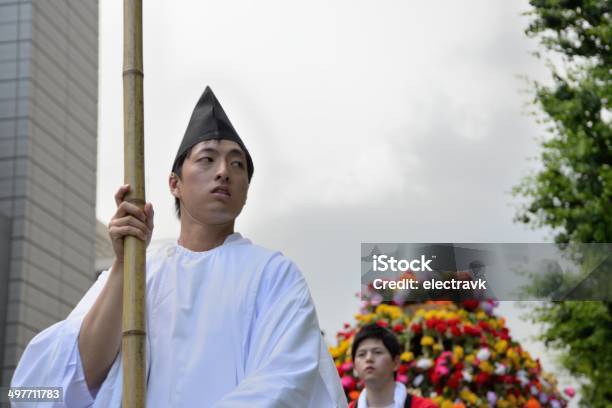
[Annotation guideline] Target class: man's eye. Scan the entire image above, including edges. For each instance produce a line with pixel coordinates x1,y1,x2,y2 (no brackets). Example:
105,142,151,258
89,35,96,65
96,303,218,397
199,157,213,163
232,161,245,168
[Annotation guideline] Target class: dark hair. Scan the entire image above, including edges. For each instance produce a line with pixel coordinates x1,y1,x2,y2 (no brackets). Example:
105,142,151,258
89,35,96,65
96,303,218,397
172,148,191,218
351,323,401,361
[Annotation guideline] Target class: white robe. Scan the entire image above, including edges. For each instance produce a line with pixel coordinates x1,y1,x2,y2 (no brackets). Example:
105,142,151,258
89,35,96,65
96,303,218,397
11,233,348,407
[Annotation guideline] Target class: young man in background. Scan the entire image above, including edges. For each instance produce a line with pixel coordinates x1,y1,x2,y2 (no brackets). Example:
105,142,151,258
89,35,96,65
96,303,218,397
351,324,436,408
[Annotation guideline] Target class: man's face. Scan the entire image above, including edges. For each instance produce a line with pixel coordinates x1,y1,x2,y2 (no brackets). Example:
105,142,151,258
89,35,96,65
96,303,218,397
170,139,249,226
353,338,399,385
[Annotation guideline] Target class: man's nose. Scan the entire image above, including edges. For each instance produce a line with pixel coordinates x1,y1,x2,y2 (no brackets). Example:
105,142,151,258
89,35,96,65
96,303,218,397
215,160,230,181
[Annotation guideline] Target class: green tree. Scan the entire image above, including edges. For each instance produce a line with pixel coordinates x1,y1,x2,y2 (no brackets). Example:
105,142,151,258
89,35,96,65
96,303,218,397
514,1,612,406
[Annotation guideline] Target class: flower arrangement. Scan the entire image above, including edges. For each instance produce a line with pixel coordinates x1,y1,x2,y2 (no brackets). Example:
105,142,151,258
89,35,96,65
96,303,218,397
330,293,571,407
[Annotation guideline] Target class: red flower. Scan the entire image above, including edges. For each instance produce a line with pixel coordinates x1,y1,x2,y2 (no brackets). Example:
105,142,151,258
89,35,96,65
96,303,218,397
435,321,447,334
393,323,405,333
376,320,389,328
411,323,422,334
447,371,462,389
450,326,462,337
426,318,437,329
475,372,490,385
398,364,408,375
447,318,460,326
500,328,510,341
463,324,482,336
463,300,480,311
478,321,491,332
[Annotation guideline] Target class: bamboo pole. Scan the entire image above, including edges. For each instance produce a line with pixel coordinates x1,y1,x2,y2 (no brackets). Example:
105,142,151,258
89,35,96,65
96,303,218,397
122,0,146,407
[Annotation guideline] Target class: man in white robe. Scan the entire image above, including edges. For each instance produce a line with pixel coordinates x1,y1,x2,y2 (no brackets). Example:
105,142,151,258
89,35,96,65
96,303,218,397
11,86,348,407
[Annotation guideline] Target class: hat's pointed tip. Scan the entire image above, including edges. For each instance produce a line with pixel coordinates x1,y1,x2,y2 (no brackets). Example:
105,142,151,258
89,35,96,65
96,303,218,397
201,85,218,104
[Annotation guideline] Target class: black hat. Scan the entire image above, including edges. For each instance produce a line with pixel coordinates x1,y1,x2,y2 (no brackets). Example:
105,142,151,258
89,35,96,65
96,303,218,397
172,86,254,180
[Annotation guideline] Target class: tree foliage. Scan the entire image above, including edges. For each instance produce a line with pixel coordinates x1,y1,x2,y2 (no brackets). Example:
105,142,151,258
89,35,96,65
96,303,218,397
515,1,611,406
514,0,611,244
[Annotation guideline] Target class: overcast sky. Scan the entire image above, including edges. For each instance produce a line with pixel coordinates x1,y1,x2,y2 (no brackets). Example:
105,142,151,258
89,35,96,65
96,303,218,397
96,0,576,402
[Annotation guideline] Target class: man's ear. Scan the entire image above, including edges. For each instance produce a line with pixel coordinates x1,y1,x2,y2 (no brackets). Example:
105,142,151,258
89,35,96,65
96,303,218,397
169,173,181,199
393,355,401,371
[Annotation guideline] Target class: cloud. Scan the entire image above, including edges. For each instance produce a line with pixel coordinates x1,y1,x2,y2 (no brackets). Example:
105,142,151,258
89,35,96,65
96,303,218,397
98,0,554,339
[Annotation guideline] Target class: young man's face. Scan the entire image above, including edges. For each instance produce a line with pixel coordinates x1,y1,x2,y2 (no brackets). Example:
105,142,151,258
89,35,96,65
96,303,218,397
353,338,399,386
170,139,249,226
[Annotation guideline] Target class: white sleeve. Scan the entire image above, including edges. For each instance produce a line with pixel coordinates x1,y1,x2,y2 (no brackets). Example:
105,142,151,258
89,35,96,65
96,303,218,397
10,270,111,408
213,255,347,408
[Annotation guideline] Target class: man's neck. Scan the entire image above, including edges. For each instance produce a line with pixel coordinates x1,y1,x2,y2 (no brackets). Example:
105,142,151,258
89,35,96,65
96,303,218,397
178,217,236,252
365,379,396,408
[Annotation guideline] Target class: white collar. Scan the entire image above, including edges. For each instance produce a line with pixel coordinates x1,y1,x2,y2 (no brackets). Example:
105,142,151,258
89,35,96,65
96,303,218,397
358,382,407,408
174,232,246,255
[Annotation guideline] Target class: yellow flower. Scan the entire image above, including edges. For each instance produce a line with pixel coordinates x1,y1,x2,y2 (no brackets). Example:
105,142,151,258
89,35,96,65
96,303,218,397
421,336,435,346
355,313,376,323
415,309,427,318
476,311,487,320
465,354,476,365
459,388,478,405
453,345,464,359
496,398,510,408
479,360,494,373
506,348,520,366
401,351,414,362
375,304,402,320
433,343,443,352
329,339,351,358
441,401,454,408
447,312,459,320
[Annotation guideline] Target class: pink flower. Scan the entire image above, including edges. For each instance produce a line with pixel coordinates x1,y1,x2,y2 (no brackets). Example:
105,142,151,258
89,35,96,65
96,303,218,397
439,351,453,361
341,362,353,372
564,387,575,398
434,365,449,376
397,374,408,384
341,376,356,391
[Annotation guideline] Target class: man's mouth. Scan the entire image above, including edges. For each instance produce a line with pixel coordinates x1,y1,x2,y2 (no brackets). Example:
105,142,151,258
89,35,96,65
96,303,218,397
211,186,231,197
